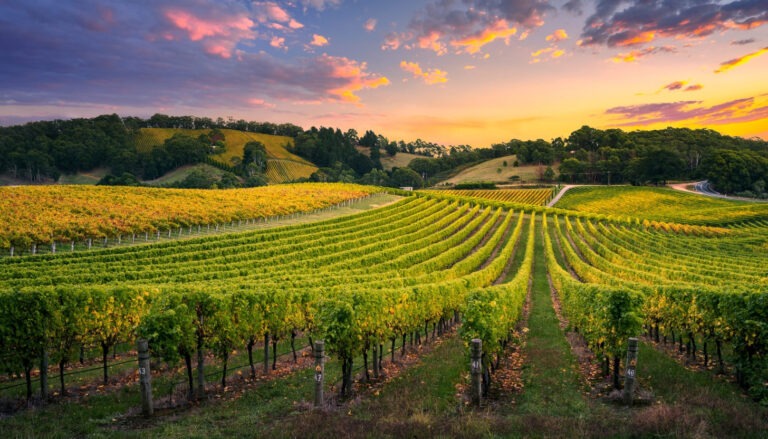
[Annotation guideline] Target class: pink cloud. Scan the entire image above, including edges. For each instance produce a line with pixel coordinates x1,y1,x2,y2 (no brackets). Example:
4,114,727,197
400,61,448,85
364,18,377,32
164,8,256,58
270,36,286,49
247,98,276,108
606,97,768,127
254,2,304,29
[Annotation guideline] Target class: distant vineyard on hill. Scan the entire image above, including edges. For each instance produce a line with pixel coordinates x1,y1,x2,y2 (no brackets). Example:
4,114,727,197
555,186,768,227
135,128,317,183
265,160,318,183
424,188,555,206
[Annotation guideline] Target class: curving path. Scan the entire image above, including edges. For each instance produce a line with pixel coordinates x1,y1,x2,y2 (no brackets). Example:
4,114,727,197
547,185,576,207
668,180,768,202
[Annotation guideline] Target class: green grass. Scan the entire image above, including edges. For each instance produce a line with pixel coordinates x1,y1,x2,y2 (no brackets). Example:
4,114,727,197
57,168,110,185
442,156,558,186
555,185,768,226
355,146,422,171
516,219,586,417
142,164,228,186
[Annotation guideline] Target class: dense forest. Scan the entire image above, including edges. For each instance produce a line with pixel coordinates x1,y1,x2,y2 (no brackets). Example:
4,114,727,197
1,114,767,195
402,126,768,196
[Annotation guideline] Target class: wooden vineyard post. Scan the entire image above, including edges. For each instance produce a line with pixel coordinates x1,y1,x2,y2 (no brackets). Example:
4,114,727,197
137,339,153,417
314,340,325,408
471,339,483,406
623,337,638,405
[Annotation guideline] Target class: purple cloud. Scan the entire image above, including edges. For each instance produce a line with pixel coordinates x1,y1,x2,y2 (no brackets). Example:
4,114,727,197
579,0,767,48
0,0,388,111
606,97,768,126
383,0,554,55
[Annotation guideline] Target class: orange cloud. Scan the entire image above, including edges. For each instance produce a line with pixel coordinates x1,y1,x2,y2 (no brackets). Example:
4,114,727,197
530,47,566,63
320,55,390,103
165,9,255,58
715,46,768,73
400,61,448,85
546,29,568,42
450,19,517,54
611,46,675,63
616,31,656,47
311,34,329,47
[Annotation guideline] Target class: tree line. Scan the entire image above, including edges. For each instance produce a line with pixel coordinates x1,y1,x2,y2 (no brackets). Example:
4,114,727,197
2,114,767,195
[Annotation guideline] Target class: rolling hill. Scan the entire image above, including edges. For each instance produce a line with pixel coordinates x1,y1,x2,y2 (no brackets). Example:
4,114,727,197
442,156,558,186
135,128,318,183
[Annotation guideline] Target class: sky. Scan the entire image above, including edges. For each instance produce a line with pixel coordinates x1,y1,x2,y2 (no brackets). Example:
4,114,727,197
0,0,766,147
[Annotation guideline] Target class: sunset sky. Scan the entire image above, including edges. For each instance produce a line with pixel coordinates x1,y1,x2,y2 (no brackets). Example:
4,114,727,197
1,0,766,147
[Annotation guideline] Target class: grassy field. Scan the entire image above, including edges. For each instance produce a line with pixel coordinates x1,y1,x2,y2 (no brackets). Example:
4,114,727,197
442,156,558,186
555,185,768,226
142,164,228,186
355,146,421,171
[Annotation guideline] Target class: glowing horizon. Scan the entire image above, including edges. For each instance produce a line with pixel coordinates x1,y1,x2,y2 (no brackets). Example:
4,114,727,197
0,1,766,147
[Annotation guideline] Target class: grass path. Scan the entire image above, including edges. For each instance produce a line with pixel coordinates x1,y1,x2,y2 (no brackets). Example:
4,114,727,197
509,218,589,434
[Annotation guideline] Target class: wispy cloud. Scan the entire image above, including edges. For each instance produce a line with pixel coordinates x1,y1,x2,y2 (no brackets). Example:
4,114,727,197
363,18,377,32
530,47,565,63
606,97,768,127
715,46,768,73
661,81,703,92
400,61,448,85
611,46,676,63
579,0,767,50
731,38,755,46
298,0,342,11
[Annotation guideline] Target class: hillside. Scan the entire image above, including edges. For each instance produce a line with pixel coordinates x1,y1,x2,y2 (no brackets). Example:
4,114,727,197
2,187,768,437
136,128,317,183
554,185,767,226
354,146,421,171
442,156,558,186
